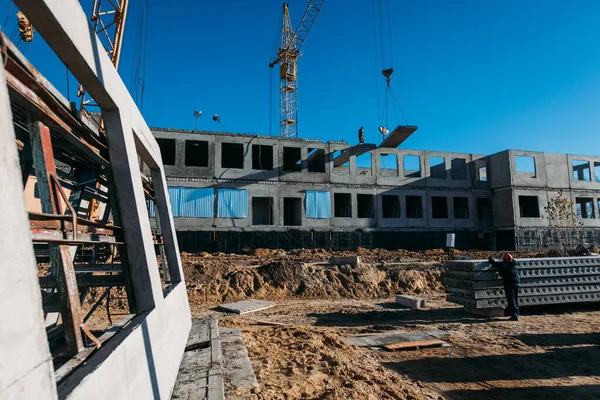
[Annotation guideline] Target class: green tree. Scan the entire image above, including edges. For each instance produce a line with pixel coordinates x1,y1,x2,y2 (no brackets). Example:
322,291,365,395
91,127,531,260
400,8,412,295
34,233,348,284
543,188,581,255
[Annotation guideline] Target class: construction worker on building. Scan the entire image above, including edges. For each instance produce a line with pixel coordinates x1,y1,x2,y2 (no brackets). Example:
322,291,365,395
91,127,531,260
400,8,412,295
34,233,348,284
488,253,521,321
358,126,365,143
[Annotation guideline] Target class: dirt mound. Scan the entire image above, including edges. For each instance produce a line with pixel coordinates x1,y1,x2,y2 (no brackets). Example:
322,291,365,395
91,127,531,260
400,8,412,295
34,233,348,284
238,325,432,400
184,258,443,304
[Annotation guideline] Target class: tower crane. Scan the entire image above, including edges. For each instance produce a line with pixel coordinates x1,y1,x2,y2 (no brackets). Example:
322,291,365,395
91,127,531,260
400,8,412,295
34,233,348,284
269,1,325,139
77,0,129,122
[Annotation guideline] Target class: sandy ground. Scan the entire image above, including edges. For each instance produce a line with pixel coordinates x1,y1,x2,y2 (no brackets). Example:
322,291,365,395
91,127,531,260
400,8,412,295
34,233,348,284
182,249,600,399
192,295,600,400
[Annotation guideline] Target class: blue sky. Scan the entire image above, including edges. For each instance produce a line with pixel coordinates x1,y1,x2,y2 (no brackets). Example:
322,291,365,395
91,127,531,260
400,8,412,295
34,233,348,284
2,0,600,156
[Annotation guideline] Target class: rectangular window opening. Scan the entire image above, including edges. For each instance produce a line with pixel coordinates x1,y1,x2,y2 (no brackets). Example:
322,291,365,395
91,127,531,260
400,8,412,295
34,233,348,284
406,195,423,218
252,144,273,170
156,138,176,166
307,148,326,173
252,197,273,225
572,160,591,181
283,147,302,172
477,166,488,182
516,155,536,176
221,143,244,169
380,153,398,172
283,197,302,226
594,162,600,183
453,196,469,219
404,155,421,178
477,198,492,220
356,152,372,175
357,194,375,218
332,150,350,175
382,195,401,218
451,158,467,180
429,156,446,179
431,196,449,219
575,197,595,219
518,195,540,218
185,140,208,167
334,193,352,218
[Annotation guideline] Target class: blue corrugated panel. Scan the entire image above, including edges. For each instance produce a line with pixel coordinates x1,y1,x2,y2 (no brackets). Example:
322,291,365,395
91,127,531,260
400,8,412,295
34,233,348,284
147,187,214,218
217,188,248,218
305,190,331,219
172,187,214,217
147,200,157,218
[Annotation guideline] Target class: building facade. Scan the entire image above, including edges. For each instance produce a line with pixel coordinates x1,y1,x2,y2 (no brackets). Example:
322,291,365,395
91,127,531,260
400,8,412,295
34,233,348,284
151,128,600,252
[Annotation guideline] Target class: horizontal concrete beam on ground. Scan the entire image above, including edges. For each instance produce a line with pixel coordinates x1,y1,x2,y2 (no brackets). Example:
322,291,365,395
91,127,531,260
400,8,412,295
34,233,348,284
447,291,600,309
444,266,600,281
447,283,600,300
445,256,600,272
444,274,600,290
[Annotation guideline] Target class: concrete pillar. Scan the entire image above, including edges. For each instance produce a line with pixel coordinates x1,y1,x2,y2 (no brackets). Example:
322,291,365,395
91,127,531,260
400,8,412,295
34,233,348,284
103,110,163,311
0,56,57,400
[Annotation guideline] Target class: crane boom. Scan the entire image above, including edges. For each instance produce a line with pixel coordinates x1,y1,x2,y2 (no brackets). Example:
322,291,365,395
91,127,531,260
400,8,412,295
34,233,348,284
294,0,324,52
270,1,325,138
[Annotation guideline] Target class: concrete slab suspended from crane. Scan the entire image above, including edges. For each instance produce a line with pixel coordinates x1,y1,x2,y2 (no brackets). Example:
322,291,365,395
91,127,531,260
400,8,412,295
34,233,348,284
378,125,418,149
332,144,377,167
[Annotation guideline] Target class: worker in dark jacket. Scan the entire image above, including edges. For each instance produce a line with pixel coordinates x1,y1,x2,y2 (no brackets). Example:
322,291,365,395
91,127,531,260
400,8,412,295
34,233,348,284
488,253,521,320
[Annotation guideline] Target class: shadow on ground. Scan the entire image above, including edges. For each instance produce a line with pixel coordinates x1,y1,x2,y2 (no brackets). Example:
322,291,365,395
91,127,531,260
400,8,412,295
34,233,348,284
516,332,600,347
444,385,600,400
383,335,600,400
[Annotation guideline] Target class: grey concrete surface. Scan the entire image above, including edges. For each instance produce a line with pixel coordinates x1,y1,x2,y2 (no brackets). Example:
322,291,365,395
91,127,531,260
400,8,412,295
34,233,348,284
0,49,57,400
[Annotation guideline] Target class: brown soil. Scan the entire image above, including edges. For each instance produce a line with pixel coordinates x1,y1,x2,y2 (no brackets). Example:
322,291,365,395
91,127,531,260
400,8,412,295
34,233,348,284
226,321,438,400
185,248,600,400
182,248,540,307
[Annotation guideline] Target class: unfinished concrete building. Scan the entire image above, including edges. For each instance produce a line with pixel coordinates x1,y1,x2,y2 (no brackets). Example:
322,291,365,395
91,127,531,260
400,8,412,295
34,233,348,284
151,128,600,252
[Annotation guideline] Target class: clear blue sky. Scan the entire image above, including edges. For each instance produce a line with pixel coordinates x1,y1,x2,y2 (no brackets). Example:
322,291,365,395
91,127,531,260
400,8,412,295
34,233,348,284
2,0,600,156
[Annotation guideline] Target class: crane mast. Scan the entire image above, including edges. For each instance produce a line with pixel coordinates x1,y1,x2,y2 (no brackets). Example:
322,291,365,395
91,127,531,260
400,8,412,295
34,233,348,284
77,0,129,121
270,1,325,139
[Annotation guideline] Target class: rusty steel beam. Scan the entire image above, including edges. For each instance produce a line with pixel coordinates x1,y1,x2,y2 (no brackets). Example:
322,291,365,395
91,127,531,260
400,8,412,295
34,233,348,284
1,31,102,138
30,121,85,355
5,70,110,168
29,220,118,236
39,273,125,289
30,228,121,244
5,53,107,153
28,211,120,230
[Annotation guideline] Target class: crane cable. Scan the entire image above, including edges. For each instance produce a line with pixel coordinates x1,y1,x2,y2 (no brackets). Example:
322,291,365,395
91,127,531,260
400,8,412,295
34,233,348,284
372,0,408,136
129,0,150,114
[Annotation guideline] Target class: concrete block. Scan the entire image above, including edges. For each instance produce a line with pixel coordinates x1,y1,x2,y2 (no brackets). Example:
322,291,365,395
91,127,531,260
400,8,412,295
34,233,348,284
217,300,274,314
395,294,427,309
220,327,258,392
330,256,360,266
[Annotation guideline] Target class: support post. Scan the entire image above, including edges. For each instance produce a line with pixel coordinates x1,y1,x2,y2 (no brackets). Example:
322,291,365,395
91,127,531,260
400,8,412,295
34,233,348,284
30,121,84,355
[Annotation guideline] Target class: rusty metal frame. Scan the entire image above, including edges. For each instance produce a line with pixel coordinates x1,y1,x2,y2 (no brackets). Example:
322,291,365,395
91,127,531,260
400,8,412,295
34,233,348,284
30,121,87,354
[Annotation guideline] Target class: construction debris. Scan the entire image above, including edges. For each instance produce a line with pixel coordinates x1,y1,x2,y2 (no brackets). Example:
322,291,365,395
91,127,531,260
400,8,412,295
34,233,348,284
344,330,450,348
395,294,427,309
217,299,274,314
383,339,446,351
330,255,361,266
